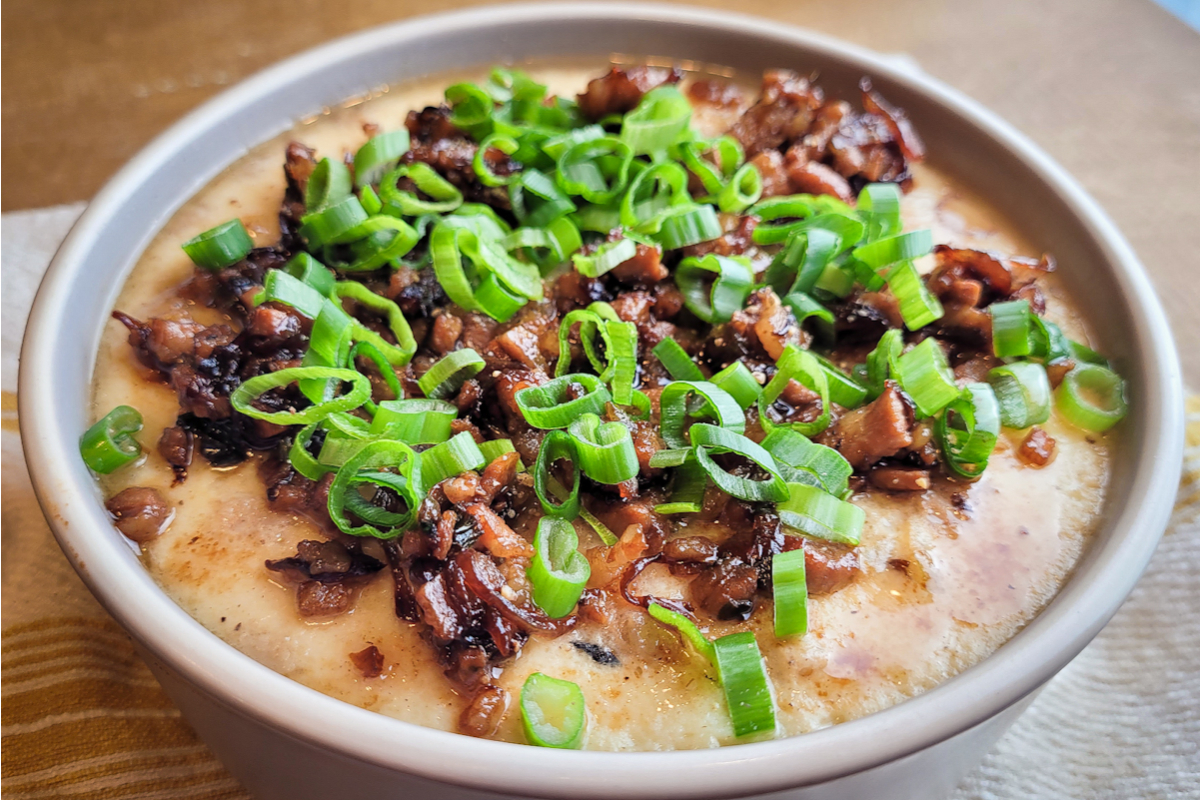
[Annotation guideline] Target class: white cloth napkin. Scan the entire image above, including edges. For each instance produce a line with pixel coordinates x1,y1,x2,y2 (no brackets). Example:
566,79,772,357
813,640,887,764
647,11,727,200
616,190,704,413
2,205,1197,800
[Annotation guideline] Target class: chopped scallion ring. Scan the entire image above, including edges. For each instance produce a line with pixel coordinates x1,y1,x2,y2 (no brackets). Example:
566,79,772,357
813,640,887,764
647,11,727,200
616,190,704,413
675,254,754,324
620,86,693,156
990,299,1037,358
761,428,852,498
419,431,486,491
516,374,612,430
568,413,639,485
895,338,959,417
520,673,587,749
327,439,421,538
648,603,717,664
353,129,411,188
713,632,776,739
181,219,254,270
772,550,808,638
936,382,1001,479
759,345,833,437
652,337,705,382
987,360,1052,429
710,361,763,410
886,261,944,330
1056,362,1128,432
654,455,708,515
380,162,464,216
370,398,456,445
231,367,370,425
80,405,144,474
690,423,789,504
534,430,582,520
528,517,591,618
417,349,485,400
305,158,352,213
659,381,745,449
777,482,865,546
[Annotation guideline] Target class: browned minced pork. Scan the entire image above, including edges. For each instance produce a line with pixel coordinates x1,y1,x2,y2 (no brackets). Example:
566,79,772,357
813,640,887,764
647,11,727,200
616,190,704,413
804,539,862,595
821,381,916,471
459,685,509,738
350,645,385,678
105,487,172,543
266,540,385,618
1018,428,1057,467
868,465,931,492
576,66,683,120
157,426,193,484
730,70,824,157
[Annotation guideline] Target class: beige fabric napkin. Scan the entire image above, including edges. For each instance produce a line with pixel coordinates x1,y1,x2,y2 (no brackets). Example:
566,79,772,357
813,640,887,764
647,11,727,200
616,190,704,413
2,206,1196,799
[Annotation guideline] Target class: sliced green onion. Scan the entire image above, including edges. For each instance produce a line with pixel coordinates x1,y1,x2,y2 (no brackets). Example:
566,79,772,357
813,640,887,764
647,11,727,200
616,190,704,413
231,367,370,425
306,157,352,213
749,196,817,245
654,455,708,515
648,448,693,468
620,162,689,227
534,430,581,519
511,169,577,228
81,405,143,474
370,398,456,444
299,195,368,248
556,308,605,378
895,338,959,417
987,360,1052,429
337,216,420,272
181,219,253,270
568,413,639,485
520,673,587,749
759,345,832,437
572,203,622,233
857,182,903,241
353,130,411,188
764,228,841,297
479,438,523,469
516,374,613,430
528,517,591,618
556,137,633,205
648,602,716,664
572,237,638,279
711,361,763,410
542,125,606,161
284,253,336,297
812,262,856,299
348,340,400,415
288,423,329,481
690,423,789,504
811,354,868,410
256,269,326,319
380,162,464,216
862,328,903,402
1056,363,1127,432
675,254,754,324
713,631,776,739
991,299,1041,359
761,428,852,498
600,320,638,406
852,229,933,270
418,349,485,400
359,185,383,215
717,162,763,214
678,136,742,195
936,382,1001,479
1068,338,1110,367
621,86,692,155
334,280,417,365
659,381,745,449
772,550,808,639
650,205,723,250
299,301,356,402
652,338,705,382
327,439,421,538
778,483,865,546
444,82,497,140
473,134,520,187
886,261,944,330
420,431,486,491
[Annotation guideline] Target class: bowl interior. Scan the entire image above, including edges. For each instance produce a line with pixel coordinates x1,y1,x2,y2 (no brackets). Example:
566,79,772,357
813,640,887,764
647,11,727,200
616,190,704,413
19,4,1183,798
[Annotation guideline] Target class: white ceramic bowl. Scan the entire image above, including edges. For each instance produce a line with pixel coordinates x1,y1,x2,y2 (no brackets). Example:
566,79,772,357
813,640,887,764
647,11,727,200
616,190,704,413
19,5,1184,799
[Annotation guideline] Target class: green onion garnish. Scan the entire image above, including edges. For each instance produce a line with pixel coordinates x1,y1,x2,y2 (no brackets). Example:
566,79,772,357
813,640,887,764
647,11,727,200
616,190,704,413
811,354,868,410
327,439,421,538
717,162,763,214
659,380,745,449
556,136,634,205
305,157,353,213
380,162,464,216
650,204,723,250
1056,363,1128,432
299,195,368,248
894,337,959,417
419,431,486,492
690,423,789,504
652,337,705,382
990,299,1037,358
936,383,1001,478
231,366,370,425
760,428,852,498
654,455,708,515
760,345,832,436
371,398,455,444
80,405,144,474
620,86,693,156
515,374,611,430
885,260,944,330
710,361,763,410
987,360,1052,429
283,252,336,297
713,631,776,738
648,602,716,664
534,430,581,520
181,219,254,270
568,413,639,485
772,550,808,638
675,254,754,324
333,281,417,365
520,673,587,749
572,237,638,278
856,182,903,241
353,129,411,188
417,349,485,401
777,483,865,546
528,517,591,618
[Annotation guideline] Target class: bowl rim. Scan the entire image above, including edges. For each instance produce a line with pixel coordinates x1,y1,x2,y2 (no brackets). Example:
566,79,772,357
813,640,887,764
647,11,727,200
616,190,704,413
18,3,1184,798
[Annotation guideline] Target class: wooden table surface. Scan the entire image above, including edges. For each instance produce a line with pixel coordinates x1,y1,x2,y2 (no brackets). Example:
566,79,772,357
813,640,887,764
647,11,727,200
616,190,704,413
3,0,1197,380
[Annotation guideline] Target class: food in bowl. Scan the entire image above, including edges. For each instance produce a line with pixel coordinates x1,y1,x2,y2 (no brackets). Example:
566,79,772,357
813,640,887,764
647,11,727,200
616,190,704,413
85,61,1129,751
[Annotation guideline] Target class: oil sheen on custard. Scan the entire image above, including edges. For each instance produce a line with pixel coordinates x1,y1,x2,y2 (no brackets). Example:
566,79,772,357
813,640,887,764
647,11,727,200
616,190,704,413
92,61,1112,750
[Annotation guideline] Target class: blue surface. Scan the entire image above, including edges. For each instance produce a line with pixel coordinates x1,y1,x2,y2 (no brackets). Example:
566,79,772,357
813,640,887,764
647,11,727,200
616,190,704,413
1152,0,1200,30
